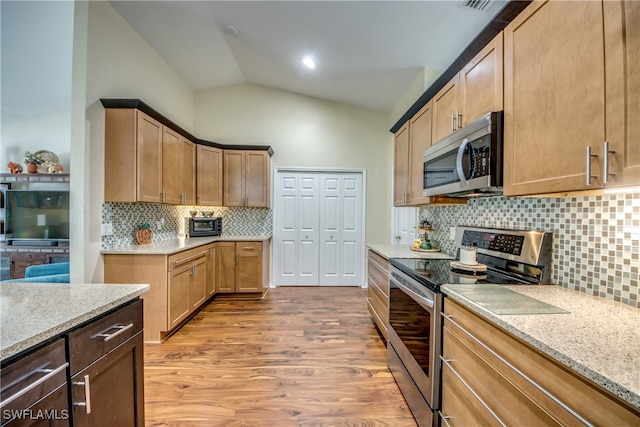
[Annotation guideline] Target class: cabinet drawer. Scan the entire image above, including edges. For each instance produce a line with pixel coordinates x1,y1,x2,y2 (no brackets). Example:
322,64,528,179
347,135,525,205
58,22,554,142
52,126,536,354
236,241,262,254
1,339,68,424
68,299,143,375
367,250,388,272
168,246,209,271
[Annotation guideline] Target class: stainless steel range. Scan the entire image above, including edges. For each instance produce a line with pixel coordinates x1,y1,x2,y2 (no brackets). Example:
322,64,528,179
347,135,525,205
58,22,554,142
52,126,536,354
387,226,553,427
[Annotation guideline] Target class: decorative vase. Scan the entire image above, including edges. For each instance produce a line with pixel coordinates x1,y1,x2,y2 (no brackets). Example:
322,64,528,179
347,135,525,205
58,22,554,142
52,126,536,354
26,162,38,173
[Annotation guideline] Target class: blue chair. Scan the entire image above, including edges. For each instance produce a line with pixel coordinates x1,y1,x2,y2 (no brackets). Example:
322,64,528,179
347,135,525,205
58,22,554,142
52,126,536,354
3,262,70,283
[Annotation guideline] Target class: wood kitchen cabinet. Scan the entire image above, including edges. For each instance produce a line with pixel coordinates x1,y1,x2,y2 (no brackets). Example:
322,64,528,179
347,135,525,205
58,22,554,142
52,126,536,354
503,1,639,195
217,241,267,295
440,298,640,426
105,108,195,204
8,251,69,279
167,248,207,329
432,32,503,144
69,299,144,427
104,245,212,343
366,249,389,340
223,150,270,207
196,145,223,206
393,123,410,206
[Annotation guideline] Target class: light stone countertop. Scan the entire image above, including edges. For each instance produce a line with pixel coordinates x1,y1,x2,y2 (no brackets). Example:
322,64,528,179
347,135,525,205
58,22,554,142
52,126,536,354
367,243,455,260
101,235,272,255
442,284,640,410
0,282,149,362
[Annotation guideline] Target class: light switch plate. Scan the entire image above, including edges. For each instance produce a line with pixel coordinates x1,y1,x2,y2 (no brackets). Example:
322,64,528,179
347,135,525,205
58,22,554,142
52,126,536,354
449,227,456,241
101,223,113,236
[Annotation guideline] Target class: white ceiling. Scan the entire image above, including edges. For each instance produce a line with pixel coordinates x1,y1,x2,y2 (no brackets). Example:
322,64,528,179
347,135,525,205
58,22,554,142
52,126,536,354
109,0,508,113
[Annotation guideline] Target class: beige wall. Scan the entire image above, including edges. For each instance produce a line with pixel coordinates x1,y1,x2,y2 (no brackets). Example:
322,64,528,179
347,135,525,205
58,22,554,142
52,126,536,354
195,84,393,244
82,1,195,281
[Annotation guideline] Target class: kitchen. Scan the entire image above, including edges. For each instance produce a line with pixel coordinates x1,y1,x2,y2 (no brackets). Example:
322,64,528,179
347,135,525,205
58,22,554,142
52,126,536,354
1,0,639,426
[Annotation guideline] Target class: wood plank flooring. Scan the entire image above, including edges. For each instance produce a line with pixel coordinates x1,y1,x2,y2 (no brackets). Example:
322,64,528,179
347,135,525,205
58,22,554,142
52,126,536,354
144,286,418,426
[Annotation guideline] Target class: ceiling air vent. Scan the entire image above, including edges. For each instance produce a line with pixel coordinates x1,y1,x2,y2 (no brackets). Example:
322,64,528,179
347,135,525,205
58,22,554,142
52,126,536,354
461,0,493,12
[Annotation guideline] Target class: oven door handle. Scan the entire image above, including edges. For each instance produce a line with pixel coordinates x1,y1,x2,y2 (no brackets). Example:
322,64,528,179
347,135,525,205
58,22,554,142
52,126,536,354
455,137,471,187
390,275,434,309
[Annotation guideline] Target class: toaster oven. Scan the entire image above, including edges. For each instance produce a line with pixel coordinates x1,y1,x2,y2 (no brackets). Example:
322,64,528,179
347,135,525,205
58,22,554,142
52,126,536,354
188,217,222,237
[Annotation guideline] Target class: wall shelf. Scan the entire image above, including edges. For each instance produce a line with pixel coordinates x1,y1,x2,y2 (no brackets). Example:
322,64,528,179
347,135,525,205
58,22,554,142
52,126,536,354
0,173,70,184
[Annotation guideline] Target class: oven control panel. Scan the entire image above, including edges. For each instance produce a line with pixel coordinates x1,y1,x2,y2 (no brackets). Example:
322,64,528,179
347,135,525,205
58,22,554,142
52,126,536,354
461,230,524,256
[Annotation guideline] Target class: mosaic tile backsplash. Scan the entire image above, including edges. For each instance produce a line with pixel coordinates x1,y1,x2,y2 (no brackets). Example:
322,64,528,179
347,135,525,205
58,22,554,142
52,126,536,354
419,193,640,308
102,203,273,249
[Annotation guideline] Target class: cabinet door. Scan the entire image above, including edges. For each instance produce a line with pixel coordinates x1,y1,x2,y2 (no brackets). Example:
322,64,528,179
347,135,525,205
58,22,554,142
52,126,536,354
408,101,432,205
393,123,409,206
245,151,269,207
432,74,461,143
136,111,163,203
180,137,196,205
196,145,223,206
207,244,217,297
236,242,262,293
604,0,640,187
223,151,245,207
460,32,504,127
504,1,607,195
189,256,207,309
71,333,144,427
216,242,236,293
161,127,182,204
168,264,191,329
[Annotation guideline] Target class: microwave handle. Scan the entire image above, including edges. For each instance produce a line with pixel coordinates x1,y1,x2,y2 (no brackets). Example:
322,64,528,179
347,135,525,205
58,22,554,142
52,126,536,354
456,138,471,186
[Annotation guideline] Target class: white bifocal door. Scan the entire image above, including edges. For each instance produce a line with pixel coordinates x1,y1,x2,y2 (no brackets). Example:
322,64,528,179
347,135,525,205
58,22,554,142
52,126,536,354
274,170,364,287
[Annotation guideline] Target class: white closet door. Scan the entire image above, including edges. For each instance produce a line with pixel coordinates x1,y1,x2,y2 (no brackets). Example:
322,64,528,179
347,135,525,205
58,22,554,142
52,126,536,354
274,170,364,287
319,174,363,286
274,172,319,286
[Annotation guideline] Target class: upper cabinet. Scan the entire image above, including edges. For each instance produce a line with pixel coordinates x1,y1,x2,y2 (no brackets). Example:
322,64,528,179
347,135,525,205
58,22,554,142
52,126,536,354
223,150,270,208
393,123,410,206
105,109,195,204
196,145,223,206
432,33,504,144
503,0,639,196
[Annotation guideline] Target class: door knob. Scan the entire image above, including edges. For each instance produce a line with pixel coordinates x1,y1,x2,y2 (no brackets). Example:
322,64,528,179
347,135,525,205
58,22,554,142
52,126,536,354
330,235,334,239
305,234,309,239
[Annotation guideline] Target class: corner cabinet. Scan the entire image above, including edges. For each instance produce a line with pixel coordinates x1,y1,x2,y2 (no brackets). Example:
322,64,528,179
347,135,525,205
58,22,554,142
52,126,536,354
503,0,639,195
104,108,196,204
440,299,640,426
223,150,270,207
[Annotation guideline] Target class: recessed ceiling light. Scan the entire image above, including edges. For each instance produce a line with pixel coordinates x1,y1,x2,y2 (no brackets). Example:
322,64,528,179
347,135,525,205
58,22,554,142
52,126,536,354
224,25,238,36
302,57,316,69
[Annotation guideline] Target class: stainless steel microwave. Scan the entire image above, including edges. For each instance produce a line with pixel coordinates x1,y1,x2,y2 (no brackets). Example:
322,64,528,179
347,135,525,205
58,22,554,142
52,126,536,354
188,217,222,237
423,111,503,197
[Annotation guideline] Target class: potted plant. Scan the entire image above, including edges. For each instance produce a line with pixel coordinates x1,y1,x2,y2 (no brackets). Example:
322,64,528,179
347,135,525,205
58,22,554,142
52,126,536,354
24,151,44,173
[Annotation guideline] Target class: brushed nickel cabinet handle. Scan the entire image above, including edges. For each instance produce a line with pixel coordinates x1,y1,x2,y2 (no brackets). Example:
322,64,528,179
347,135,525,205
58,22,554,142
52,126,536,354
174,251,208,265
603,141,616,184
92,323,134,342
1,362,68,406
451,113,456,133
73,374,92,414
438,411,453,427
586,146,598,186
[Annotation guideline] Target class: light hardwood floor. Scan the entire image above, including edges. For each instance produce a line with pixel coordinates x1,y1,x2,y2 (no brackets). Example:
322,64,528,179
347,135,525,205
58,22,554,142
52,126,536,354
144,286,418,426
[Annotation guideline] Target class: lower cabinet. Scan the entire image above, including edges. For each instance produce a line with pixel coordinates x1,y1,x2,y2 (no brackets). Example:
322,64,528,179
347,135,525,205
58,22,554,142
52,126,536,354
366,249,389,339
68,300,144,427
1,339,69,426
217,241,266,294
167,248,208,329
0,300,144,427
440,299,640,426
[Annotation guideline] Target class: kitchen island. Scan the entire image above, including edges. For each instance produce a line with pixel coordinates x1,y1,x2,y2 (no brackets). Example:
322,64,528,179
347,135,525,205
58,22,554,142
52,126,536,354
441,283,640,424
1,281,149,426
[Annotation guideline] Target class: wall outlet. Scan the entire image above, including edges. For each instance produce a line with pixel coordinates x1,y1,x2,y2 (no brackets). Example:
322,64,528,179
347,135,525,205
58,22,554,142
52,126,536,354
101,223,113,236
156,220,162,231
449,227,457,241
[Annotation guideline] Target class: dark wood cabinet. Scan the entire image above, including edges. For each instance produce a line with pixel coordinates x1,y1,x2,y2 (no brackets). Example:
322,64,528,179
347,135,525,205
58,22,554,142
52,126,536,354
68,300,144,427
7,251,69,279
1,339,70,426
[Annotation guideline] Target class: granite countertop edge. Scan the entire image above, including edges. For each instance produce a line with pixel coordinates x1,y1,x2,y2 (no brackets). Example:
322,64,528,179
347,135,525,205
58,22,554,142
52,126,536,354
1,283,150,362
367,243,455,260
441,284,640,410
101,235,272,255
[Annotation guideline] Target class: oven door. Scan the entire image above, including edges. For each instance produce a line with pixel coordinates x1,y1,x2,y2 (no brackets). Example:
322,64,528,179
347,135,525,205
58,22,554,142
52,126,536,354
387,266,442,412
